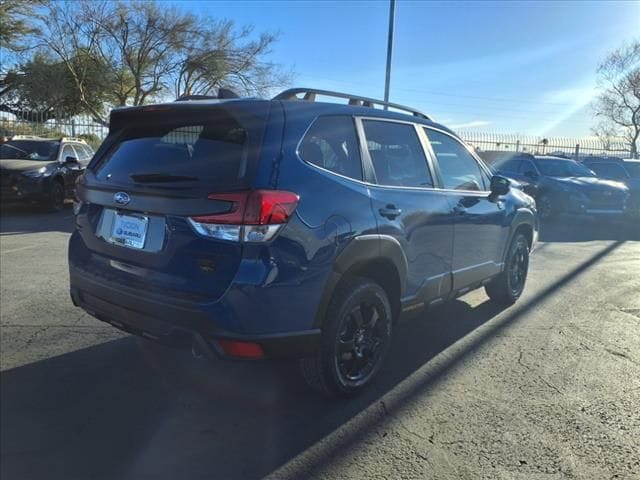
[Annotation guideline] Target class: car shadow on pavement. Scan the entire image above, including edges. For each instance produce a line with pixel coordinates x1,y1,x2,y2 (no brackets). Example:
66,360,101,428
0,204,75,235
0,241,625,480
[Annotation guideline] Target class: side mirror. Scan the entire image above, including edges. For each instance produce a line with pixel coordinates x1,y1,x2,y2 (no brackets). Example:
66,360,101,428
64,155,78,165
524,170,538,179
490,175,510,196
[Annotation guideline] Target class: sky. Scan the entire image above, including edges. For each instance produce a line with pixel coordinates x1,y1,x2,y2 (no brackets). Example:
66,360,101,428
168,1,637,137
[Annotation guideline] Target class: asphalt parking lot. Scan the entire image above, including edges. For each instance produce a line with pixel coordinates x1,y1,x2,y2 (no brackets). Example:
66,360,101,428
1,206,639,480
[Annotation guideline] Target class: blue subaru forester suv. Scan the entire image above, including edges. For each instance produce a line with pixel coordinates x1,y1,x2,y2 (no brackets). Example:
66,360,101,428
69,88,537,397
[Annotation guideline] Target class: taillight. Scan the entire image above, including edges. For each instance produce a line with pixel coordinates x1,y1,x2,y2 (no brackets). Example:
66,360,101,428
188,190,299,242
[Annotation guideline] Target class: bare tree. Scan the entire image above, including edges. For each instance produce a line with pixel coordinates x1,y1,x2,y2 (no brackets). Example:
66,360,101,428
592,40,640,158
33,0,291,125
591,121,619,151
174,21,291,98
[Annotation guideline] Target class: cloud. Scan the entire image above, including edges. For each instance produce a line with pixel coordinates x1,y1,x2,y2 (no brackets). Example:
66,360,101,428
449,120,492,130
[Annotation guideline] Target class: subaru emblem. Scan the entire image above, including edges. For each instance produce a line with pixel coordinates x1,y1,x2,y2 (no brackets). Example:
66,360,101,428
114,192,130,205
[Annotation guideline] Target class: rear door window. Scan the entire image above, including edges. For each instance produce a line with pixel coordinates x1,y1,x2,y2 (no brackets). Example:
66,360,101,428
298,116,362,180
361,120,433,188
93,106,267,192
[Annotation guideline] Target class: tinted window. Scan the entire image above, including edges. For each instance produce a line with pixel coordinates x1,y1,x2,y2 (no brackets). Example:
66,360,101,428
499,158,522,173
0,140,60,161
94,107,266,191
587,162,629,180
299,116,362,180
625,162,640,179
519,159,538,175
425,129,486,191
536,159,595,177
362,120,433,187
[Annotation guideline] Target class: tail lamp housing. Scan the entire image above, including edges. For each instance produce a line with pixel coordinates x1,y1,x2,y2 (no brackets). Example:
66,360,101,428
188,190,299,243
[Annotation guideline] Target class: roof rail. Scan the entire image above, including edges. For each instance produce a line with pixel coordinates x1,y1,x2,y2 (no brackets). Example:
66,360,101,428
273,88,431,120
60,137,87,143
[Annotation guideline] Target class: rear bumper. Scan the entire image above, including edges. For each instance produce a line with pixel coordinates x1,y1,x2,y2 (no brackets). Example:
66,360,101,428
69,265,321,359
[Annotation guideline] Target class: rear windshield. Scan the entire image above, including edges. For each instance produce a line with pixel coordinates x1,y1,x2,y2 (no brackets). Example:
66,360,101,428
93,104,269,192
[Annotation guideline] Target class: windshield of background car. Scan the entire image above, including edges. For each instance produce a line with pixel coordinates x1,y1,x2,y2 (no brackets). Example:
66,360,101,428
588,162,629,180
93,105,268,192
536,159,596,178
0,140,60,161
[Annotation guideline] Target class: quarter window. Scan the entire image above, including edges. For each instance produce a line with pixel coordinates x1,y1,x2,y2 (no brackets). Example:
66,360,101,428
299,116,362,180
361,120,433,188
425,129,486,191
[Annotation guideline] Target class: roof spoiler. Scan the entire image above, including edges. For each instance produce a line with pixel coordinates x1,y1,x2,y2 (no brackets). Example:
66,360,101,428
175,88,240,102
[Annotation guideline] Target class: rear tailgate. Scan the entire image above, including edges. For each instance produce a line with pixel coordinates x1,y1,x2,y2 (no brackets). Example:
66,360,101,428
73,100,272,302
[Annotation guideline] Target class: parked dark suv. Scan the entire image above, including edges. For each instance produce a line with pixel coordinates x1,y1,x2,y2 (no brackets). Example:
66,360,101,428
69,89,537,396
581,157,640,216
480,151,629,220
0,136,94,211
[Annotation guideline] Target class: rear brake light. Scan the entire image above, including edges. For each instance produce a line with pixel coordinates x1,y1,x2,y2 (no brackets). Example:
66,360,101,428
217,340,264,359
188,190,299,242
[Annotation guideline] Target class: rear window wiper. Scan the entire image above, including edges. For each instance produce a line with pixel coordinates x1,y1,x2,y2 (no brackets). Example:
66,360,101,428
130,173,198,183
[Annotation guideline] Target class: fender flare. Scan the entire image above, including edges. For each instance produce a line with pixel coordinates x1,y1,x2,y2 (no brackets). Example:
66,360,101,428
312,234,408,328
502,208,536,265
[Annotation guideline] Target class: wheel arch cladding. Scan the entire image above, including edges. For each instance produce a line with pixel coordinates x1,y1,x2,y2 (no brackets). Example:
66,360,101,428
313,235,407,328
502,212,535,264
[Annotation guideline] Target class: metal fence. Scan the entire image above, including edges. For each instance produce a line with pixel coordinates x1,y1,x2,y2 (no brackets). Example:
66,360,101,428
458,131,634,159
0,116,635,159
0,117,108,150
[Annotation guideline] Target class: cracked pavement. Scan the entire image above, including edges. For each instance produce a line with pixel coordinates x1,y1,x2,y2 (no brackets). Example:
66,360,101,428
1,207,639,480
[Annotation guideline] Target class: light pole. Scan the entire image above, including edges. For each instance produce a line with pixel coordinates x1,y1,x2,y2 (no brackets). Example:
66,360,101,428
383,0,396,108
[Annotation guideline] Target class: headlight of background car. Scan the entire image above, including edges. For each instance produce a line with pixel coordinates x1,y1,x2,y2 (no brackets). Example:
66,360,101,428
21,166,49,178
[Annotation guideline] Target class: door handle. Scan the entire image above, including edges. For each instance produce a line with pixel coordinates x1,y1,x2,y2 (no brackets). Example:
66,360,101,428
379,205,402,219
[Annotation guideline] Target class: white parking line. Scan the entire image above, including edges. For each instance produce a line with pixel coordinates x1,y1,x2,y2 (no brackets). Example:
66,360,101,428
0,245,40,255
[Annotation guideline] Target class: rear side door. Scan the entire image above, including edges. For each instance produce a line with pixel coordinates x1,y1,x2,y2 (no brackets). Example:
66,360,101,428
358,118,454,305
424,128,509,291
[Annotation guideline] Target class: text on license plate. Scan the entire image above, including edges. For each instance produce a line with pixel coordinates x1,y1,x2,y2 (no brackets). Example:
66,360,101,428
110,213,148,249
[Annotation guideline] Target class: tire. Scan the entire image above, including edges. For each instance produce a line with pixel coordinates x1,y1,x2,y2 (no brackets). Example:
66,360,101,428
536,193,554,221
44,181,65,212
485,233,530,305
300,277,393,398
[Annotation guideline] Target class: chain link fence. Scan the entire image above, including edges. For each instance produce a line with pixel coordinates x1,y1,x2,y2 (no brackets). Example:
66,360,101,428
0,116,635,159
